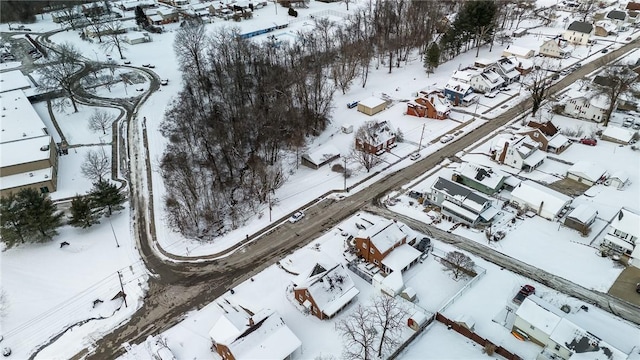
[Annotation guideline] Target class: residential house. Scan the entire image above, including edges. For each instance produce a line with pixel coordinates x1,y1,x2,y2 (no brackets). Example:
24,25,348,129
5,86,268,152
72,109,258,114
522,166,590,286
527,120,559,136
566,161,606,186
502,45,535,59
357,96,388,116
539,38,570,59
158,0,189,6
81,2,109,17
601,208,640,258
292,262,359,320
606,170,628,189
563,91,609,122
489,57,521,84
450,68,480,84
0,90,58,198
428,177,498,225
601,125,637,144
452,162,508,195
594,20,618,36
354,120,396,155
626,1,640,11
123,32,151,45
518,128,570,154
510,180,572,220
300,144,340,170
606,10,629,30
353,219,420,273
473,58,493,68
564,203,598,234
513,57,533,75
444,79,475,106
514,296,638,360
627,10,639,24
156,7,179,23
470,69,505,94
492,135,546,172
117,0,156,11
563,21,594,45
407,91,451,119
208,305,301,360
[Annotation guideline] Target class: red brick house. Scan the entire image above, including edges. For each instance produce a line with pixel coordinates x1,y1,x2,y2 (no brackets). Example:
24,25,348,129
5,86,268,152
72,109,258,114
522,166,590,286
527,120,559,137
292,263,359,320
355,120,397,155
406,91,451,120
518,128,570,154
354,220,420,273
208,305,301,360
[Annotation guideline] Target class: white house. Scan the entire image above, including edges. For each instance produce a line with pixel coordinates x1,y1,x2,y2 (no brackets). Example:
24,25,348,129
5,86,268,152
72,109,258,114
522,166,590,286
429,177,498,225
470,69,505,93
510,180,572,220
539,39,570,59
493,135,546,172
601,125,637,144
601,208,640,259
563,21,594,45
606,10,630,30
566,161,606,186
502,45,535,59
489,57,521,84
563,91,609,122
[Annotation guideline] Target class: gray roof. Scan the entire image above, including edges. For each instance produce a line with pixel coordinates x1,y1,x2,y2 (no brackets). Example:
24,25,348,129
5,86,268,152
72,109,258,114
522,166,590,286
432,177,490,208
606,10,626,20
567,21,593,34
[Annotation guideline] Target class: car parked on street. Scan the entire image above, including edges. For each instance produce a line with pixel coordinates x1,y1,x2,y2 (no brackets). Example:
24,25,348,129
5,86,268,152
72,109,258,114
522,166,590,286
440,134,454,143
623,118,633,127
579,138,597,146
288,211,305,223
513,285,535,304
410,152,421,161
485,91,498,98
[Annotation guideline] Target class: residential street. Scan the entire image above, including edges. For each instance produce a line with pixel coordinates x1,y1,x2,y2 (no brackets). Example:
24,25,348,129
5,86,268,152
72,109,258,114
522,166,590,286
58,39,639,359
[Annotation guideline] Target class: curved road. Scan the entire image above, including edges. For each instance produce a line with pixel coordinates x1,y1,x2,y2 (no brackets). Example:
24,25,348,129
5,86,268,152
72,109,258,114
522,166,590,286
75,40,640,359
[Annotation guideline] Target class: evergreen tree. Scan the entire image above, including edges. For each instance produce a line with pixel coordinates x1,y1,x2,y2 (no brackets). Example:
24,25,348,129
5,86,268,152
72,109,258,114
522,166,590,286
90,180,126,216
19,188,64,242
425,42,440,74
69,195,101,229
134,6,148,27
0,192,28,248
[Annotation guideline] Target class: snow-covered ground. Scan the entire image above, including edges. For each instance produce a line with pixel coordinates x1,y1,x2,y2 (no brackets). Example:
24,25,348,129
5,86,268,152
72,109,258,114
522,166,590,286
2,0,640,358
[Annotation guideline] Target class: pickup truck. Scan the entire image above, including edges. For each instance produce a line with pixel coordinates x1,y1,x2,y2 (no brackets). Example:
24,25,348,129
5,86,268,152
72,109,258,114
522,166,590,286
513,285,535,304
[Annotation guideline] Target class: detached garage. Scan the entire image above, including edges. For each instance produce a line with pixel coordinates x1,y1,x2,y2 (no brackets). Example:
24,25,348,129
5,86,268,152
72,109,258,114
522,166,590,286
357,96,388,116
566,161,606,186
510,180,572,220
301,144,340,170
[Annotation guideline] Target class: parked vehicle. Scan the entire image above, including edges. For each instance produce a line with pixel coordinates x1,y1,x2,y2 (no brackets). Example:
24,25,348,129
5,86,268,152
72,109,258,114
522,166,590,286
579,138,597,146
288,211,305,223
485,91,498,98
347,101,359,109
551,73,560,80
410,152,421,161
601,48,608,54
440,134,454,143
160,79,168,86
622,118,633,127
636,283,640,294
416,237,432,253
513,285,535,304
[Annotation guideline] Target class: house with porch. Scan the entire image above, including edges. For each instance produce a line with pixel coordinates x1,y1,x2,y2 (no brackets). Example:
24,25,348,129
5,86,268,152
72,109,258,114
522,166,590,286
563,89,609,122
510,180,571,220
606,10,630,30
489,57,521,84
444,79,475,106
539,38,570,59
470,69,505,94
354,120,396,155
208,304,301,360
563,21,594,45
407,91,451,119
452,162,509,195
492,135,546,172
601,208,640,260
428,177,498,226
292,262,359,320
594,20,618,36
353,219,420,273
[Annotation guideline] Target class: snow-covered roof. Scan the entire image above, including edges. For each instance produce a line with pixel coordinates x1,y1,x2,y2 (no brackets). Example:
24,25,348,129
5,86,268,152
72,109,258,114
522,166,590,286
454,162,507,191
515,296,563,336
0,135,51,168
522,148,546,167
379,270,404,293
0,167,53,191
0,90,48,144
589,94,609,109
156,7,177,16
510,180,572,217
610,208,640,238
503,45,534,57
208,301,263,345
432,177,492,213
442,200,481,222
567,161,606,183
359,220,408,254
602,126,636,143
125,32,149,41
148,14,162,22
362,120,395,148
481,70,504,85
445,79,472,94
547,133,570,149
302,144,339,166
359,96,386,108
451,69,481,83
381,244,421,272
567,204,598,224
609,170,628,182
595,20,618,33
294,263,359,318
549,318,627,359
0,70,31,93
220,310,301,360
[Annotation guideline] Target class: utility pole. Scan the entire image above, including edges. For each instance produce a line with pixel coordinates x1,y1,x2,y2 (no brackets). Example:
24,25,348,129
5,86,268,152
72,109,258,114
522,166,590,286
117,271,127,308
417,123,426,151
343,157,348,192
109,218,120,248
268,191,272,222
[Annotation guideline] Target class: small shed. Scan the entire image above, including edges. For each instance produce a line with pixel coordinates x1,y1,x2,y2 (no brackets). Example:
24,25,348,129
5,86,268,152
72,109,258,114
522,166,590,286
357,96,388,116
607,171,628,190
407,310,429,331
400,286,416,302
502,45,535,59
455,314,476,331
300,144,340,170
566,161,606,186
512,28,527,37
341,124,353,134
372,271,404,297
601,126,636,144
564,204,598,235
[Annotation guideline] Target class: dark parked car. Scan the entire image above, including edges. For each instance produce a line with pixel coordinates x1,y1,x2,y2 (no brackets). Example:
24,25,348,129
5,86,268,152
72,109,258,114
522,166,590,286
636,283,640,294
551,73,560,80
580,138,597,146
601,49,608,54
513,285,535,304
347,101,359,109
416,237,432,253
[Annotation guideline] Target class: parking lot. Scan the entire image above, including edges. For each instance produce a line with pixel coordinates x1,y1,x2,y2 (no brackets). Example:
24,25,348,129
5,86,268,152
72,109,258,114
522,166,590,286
609,265,640,307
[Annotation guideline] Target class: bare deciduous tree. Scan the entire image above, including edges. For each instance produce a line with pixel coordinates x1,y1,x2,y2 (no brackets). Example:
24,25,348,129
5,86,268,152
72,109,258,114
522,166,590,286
336,304,377,360
592,64,639,126
88,109,115,134
81,149,110,182
174,21,208,84
371,296,407,357
0,287,9,318
524,60,556,117
351,121,384,173
37,42,82,112
100,18,127,59
442,250,475,280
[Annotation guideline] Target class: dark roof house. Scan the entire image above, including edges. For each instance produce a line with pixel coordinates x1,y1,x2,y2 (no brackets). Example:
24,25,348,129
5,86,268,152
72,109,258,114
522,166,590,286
607,10,627,20
567,21,593,34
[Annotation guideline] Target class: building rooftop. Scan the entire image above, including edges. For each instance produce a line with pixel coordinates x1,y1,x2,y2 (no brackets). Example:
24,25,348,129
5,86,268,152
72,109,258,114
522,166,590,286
294,263,359,318
609,208,640,239
510,180,571,216
567,204,598,224
359,96,387,108
567,21,594,34
0,135,51,168
0,70,32,93
568,161,606,183
0,90,49,144
432,177,491,213
503,45,534,57
455,162,507,191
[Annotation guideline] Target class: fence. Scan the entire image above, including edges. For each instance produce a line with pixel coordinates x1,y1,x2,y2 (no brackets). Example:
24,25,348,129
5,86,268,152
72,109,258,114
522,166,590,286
346,260,373,284
387,312,436,360
431,247,487,313
436,313,522,360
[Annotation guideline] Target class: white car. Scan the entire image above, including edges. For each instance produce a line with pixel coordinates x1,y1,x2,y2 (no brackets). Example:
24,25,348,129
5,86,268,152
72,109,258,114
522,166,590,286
485,91,498,98
440,134,454,143
410,152,421,161
288,211,305,223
